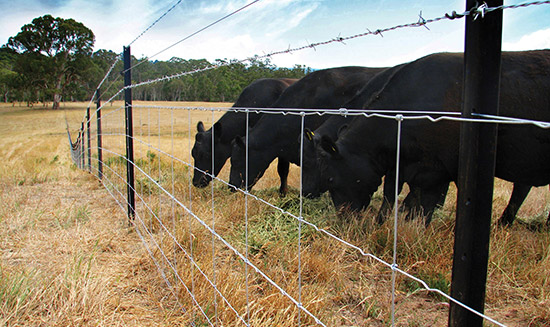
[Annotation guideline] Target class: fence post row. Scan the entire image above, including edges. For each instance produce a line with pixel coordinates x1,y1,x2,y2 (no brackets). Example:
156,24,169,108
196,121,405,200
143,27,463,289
449,0,503,326
86,107,91,172
96,88,103,180
124,46,136,221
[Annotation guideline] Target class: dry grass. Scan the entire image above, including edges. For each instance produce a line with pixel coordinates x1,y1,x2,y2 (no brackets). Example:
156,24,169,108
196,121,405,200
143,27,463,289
1,102,549,326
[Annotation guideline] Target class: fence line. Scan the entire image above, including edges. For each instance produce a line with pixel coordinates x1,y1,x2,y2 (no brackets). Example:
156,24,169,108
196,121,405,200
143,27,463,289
77,0,549,135
67,102,547,326
65,1,550,326
126,0,263,74
128,0,184,47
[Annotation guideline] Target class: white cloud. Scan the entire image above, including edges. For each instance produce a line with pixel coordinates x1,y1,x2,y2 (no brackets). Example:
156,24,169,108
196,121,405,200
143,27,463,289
503,28,550,51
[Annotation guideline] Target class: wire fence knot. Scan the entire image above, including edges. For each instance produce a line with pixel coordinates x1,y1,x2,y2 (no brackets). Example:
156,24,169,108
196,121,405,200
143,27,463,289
338,108,348,116
473,2,489,20
445,10,464,20
418,11,430,30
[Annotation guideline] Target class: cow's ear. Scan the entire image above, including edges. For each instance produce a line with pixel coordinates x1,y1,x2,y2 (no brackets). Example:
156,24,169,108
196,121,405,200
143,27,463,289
213,122,222,142
234,136,245,149
304,128,315,142
195,132,203,142
337,124,348,138
197,121,205,133
320,135,341,159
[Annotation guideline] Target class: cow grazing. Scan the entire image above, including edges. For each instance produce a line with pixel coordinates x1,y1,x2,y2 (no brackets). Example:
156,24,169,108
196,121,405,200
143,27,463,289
192,78,296,188
318,51,550,226
229,66,386,194
301,63,406,198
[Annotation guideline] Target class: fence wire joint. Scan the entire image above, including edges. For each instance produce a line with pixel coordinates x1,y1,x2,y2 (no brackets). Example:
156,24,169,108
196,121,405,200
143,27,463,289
418,11,430,30
473,2,489,20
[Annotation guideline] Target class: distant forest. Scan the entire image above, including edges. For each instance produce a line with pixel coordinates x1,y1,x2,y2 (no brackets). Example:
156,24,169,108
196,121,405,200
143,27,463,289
0,48,312,106
0,15,311,108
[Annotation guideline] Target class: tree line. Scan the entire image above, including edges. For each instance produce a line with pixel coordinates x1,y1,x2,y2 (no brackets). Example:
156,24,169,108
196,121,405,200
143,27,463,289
0,15,311,109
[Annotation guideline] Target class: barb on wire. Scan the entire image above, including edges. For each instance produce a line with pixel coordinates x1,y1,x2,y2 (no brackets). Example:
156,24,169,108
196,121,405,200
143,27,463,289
128,0,184,47
126,0,263,74
108,0,550,97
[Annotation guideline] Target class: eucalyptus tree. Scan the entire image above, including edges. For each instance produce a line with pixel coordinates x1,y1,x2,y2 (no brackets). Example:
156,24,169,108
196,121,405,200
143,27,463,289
6,15,95,109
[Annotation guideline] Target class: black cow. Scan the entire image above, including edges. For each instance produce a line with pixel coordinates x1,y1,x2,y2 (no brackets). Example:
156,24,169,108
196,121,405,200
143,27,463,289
318,51,550,226
229,66,386,194
192,78,296,188
302,63,406,198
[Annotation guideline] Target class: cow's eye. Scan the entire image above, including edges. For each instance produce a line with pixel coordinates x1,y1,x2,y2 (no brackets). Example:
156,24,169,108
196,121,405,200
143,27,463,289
356,179,361,184
328,177,334,184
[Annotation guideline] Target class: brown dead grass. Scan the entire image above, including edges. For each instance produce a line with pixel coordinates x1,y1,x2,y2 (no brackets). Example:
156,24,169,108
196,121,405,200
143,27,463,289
1,102,549,326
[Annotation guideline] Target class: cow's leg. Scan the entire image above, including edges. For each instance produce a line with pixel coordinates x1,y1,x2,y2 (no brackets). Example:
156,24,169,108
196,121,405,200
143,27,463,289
277,157,290,195
403,186,422,221
403,172,449,226
417,182,449,226
498,183,531,226
376,173,404,224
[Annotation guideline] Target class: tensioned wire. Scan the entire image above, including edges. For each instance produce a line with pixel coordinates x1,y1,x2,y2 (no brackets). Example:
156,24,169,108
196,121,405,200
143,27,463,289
210,110,219,324
75,2,550,324
96,144,322,325
187,108,197,323
117,0,550,94
80,0,550,133
127,0,184,47
85,159,194,321
125,0,262,74
94,108,518,326
88,150,244,326
391,115,404,326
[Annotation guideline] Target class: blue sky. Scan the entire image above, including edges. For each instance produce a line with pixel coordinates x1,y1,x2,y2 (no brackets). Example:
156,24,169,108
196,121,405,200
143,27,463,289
1,0,549,69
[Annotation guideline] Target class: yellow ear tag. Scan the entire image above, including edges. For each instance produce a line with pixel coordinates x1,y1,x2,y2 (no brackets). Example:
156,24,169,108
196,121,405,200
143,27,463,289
331,146,337,153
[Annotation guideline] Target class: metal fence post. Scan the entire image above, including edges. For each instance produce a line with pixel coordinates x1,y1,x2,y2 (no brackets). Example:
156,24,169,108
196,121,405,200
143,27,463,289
124,46,136,221
80,123,85,169
86,107,91,172
449,1,503,326
96,88,103,180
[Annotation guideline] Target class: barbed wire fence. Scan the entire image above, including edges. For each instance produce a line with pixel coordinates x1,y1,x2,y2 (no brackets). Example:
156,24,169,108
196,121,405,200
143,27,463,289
65,1,550,326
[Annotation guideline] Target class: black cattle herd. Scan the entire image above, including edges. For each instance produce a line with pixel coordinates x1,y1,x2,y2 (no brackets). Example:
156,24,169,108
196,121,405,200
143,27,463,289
191,50,550,227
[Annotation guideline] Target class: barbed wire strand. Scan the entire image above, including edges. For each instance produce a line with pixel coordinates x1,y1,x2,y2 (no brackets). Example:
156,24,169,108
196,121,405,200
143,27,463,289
70,2,550,325
118,0,550,92
128,0,184,47
84,0,550,129
126,0,263,74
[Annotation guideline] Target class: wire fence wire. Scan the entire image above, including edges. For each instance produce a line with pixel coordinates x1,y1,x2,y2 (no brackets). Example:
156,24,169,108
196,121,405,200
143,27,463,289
68,101,550,326
64,1,550,326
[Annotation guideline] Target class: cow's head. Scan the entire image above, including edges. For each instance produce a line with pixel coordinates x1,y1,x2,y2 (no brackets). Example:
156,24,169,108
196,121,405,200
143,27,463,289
301,129,323,198
317,135,382,211
229,135,269,192
191,121,231,187
302,125,350,198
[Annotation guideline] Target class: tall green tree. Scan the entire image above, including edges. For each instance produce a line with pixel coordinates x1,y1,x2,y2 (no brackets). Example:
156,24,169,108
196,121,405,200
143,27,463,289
6,15,94,109
0,47,19,103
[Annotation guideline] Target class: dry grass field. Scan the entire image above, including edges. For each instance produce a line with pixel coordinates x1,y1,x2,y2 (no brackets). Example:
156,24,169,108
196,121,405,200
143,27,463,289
1,101,550,326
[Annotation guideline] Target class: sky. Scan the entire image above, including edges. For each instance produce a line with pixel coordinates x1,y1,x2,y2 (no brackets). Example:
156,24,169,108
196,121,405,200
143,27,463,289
1,0,549,70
